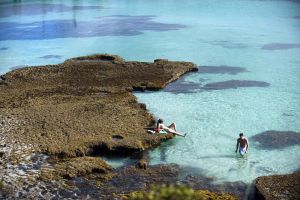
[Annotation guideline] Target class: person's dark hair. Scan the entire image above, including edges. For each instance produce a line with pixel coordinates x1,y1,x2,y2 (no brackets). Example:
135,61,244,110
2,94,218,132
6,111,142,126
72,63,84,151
157,119,163,128
239,133,244,137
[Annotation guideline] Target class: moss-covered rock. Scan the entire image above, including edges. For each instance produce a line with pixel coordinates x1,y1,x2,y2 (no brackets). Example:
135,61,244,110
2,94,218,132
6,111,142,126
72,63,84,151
255,172,300,200
0,54,200,198
40,156,112,180
0,54,196,158
0,180,3,190
125,184,236,200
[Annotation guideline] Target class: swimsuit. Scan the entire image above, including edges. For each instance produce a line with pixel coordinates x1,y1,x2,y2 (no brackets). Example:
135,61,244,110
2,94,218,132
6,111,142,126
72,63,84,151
239,147,247,155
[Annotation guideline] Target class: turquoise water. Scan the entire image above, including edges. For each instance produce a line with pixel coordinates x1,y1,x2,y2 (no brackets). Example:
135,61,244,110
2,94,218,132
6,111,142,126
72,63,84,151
1,0,300,184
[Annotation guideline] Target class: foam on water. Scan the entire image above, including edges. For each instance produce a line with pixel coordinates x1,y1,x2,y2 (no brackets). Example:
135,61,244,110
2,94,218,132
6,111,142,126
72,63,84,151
1,0,300,185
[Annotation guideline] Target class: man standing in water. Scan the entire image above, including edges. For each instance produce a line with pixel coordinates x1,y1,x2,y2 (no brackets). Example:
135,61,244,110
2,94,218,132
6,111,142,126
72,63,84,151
235,133,249,155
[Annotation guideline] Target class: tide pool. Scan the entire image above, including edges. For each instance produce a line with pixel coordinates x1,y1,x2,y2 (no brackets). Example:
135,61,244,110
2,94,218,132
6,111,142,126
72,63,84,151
0,0,299,185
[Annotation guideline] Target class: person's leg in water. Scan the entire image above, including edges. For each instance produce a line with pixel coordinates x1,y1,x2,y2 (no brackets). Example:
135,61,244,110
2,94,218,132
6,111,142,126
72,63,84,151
168,123,177,131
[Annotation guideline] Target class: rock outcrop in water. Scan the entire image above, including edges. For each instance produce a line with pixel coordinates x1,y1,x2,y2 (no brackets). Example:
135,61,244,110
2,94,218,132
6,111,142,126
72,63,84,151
0,54,197,159
255,172,300,200
0,54,199,199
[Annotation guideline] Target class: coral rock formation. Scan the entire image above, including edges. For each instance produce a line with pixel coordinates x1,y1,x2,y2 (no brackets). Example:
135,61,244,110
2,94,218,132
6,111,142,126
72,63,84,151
0,54,197,159
255,172,300,200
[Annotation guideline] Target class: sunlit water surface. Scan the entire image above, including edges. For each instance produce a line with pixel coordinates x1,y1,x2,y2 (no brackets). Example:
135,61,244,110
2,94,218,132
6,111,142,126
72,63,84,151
0,0,299,185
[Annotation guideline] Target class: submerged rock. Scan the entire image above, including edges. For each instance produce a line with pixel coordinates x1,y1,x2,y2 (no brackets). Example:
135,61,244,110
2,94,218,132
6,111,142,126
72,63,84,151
165,77,270,93
262,43,300,50
39,55,62,59
255,172,300,200
198,65,247,75
202,80,270,90
251,130,300,149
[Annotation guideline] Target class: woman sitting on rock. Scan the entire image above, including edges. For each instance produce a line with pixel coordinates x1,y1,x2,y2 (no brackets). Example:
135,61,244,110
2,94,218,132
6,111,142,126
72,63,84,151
155,118,186,137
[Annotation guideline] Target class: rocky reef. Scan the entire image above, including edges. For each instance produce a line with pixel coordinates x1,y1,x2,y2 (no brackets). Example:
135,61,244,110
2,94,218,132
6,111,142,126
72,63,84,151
0,54,197,158
255,172,300,200
0,54,201,199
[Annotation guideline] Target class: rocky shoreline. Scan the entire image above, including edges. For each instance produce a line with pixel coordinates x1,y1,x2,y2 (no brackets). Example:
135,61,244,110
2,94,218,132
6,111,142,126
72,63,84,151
0,54,197,199
255,172,300,200
0,54,298,199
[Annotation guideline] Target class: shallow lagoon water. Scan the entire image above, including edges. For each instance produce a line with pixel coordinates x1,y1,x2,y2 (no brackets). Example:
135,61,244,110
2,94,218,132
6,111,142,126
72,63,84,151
0,0,300,185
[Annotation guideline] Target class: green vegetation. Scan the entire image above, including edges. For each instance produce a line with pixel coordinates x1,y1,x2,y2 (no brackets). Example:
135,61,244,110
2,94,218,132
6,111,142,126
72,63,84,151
0,180,3,190
127,184,236,200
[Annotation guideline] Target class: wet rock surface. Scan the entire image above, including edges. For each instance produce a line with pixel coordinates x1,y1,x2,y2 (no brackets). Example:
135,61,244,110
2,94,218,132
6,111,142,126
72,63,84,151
251,130,300,149
255,172,300,200
34,164,237,200
41,157,112,180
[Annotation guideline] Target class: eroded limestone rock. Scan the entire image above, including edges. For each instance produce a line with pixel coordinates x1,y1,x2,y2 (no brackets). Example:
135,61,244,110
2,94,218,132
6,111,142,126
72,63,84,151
0,54,196,157
255,172,300,200
0,54,197,199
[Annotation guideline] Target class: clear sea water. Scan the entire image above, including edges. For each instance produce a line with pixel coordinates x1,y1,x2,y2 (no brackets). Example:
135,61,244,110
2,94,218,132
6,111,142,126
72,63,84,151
0,0,299,185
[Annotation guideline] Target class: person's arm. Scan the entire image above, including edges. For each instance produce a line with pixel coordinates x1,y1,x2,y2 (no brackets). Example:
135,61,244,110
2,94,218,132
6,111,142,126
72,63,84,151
236,139,239,152
246,138,249,151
